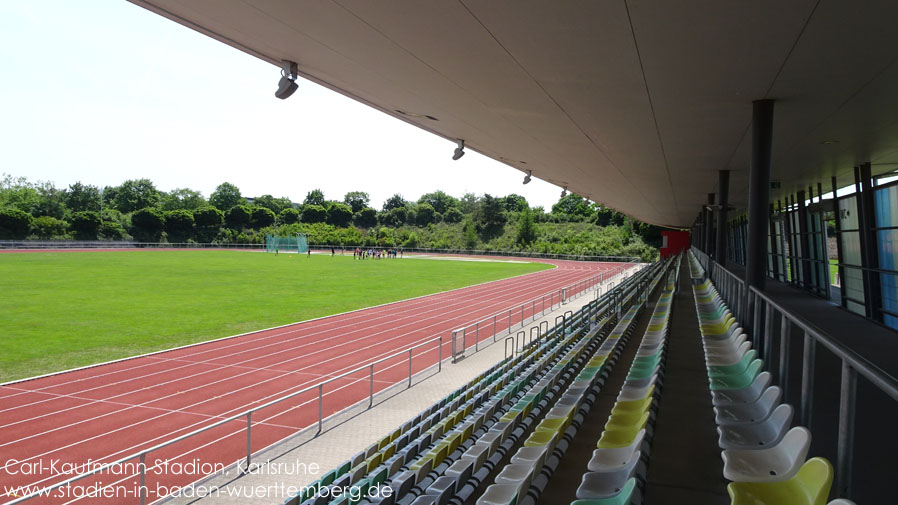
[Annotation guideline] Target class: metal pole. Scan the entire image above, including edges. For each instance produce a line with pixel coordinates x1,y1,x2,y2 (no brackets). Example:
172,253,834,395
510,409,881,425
139,453,146,505
317,384,323,434
493,315,497,342
508,309,512,334
520,305,524,326
408,349,413,387
836,361,856,498
800,332,816,428
438,336,442,372
475,322,479,352
716,170,730,262
245,412,252,470
369,364,374,407
779,317,791,400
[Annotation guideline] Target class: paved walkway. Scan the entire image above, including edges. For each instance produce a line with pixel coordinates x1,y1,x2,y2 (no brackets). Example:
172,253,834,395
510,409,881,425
162,266,642,505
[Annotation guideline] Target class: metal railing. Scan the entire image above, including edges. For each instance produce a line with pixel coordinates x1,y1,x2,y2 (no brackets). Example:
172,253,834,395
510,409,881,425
449,263,639,361
692,246,898,500
4,336,442,505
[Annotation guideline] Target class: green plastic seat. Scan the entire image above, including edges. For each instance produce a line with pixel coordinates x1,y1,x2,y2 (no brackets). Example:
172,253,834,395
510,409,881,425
708,350,758,378
727,457,833,505
569,477,636,505
627,365,659,380
710,360,763,390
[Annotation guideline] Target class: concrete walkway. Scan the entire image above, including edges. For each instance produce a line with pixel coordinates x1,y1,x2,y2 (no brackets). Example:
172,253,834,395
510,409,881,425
162,266,642,505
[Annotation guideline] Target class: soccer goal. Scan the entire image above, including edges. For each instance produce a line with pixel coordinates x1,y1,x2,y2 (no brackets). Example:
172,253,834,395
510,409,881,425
265,234,309,253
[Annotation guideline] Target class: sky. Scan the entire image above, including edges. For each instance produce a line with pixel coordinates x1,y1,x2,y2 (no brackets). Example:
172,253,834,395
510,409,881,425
0,1,565,211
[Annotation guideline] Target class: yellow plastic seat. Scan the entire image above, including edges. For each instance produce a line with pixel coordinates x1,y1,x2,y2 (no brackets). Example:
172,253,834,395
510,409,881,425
597,412,649,448
727,457,833,505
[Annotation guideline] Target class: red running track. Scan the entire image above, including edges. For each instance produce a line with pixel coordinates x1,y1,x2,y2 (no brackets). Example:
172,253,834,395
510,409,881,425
0,257,631,505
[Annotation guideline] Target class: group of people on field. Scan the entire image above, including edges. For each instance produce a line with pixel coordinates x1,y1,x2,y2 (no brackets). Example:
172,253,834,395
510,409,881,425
354,247,401,260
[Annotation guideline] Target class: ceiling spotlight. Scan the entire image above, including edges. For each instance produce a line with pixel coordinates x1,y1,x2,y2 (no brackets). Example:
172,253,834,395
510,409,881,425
275,60,299,100
523,170,532,185
560,186,568,198
452,140,465,161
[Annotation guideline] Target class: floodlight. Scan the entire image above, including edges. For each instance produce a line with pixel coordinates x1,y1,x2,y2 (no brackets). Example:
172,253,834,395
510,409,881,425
523,170,532,185
275,60,299,100
452,140,465,160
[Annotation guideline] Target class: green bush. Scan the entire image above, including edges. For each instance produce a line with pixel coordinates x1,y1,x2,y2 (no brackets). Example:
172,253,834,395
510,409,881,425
225,205,252,229
164,209,195,242
31,216,68,239
301,204,326,224
130,207,165,242
0,207,33,239
193,206,224,228
326,203,353,227
251,207,276,229
99,221,128,240
70,211,101,240
278,207,300,224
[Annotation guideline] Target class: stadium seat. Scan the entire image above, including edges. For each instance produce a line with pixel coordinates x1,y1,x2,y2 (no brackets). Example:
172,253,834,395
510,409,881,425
722,423,811,483
712,371,772,406
570,477,637,505
717,404,793,449
587,430,646,472
727,457,833,505
714,386,782,424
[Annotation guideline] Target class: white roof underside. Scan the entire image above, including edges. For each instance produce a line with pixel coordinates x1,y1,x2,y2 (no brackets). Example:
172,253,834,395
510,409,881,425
130,0,898,227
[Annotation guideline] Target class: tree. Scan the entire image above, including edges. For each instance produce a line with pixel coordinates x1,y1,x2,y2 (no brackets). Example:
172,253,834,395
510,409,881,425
382,193,408,211
0,207,32,239
463,219,478,249
130,207,165,242
99,221,127,240
253,194,293,214
112,179,160,213
70,211,101,240
460,192,480,215
326,203,353,227
161,188,206,211
516,207,537,246
343,191,370,213
193,206,224,228
210,182,245,211
301,204,327,224
553,193,592,219
304,189,325,207
251,206,276,229
31,216,68,239
380,206,408,227
64,182,102,213
353,207,377,228
0,175,40,215
278,207,300,224
443,207,463,224
225,205,252,229
503,194,529,213
418,191,459,214
479,194,507,227
164,210,195,241
415,203,436,226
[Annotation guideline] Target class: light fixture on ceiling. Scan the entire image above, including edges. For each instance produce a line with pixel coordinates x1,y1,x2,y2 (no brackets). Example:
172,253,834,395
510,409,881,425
523,170,532,185
560,186,568,198
452,140,465,161
275,60,299,100
395,110,439,121
820,140,839,145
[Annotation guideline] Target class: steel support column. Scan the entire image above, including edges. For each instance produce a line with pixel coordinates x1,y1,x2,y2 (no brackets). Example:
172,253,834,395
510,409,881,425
715,170,730,263
745,99,774,295
705,193,715,255
858,162,883,321
832,177,847,308
797,190,811,290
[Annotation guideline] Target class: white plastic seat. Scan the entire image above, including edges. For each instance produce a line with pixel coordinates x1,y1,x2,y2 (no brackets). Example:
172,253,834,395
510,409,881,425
714,387,782,425
722,427,811,482
706,341,752,366
576,453,640,499
494,463,534,493
717,404,793,450
461,444,490,470
711,372,772,406
510,446,548,473
588,430,646,472
475,484,518,505
826,500,857,505
618,379,657,402
704,333,747,350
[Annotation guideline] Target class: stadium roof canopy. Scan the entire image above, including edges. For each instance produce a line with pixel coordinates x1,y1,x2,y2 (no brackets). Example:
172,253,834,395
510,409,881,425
131,0,898,227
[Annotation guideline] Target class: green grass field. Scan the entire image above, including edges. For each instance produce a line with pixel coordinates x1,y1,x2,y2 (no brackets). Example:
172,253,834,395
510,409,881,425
0,250,552,382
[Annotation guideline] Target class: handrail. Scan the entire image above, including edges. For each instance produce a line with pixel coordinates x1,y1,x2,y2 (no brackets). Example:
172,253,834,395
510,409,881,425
3,335,442,505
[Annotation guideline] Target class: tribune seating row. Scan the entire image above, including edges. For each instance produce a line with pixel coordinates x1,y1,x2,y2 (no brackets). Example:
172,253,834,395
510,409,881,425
687,253,855,505
568,261,679,505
